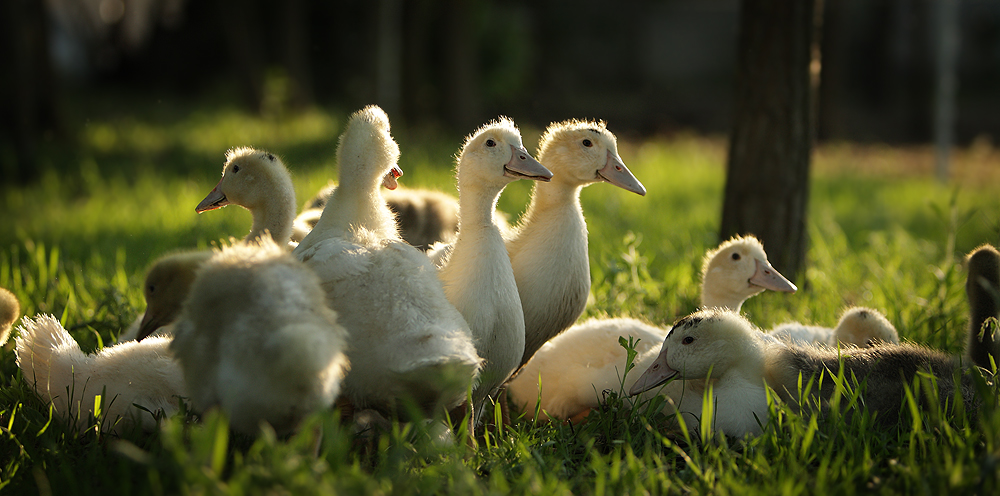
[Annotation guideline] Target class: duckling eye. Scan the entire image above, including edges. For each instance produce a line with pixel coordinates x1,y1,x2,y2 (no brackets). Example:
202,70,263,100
232,165,240,173
582,139,593,147
485,139,496,147
682,336,695,345
731,253,740,261
266,153,275,162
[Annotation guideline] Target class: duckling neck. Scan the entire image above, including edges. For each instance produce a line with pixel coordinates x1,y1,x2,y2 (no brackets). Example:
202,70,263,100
515,180,585,233
246,187,296,245
456,182,506,231
700,281,754,312
319,176,396,238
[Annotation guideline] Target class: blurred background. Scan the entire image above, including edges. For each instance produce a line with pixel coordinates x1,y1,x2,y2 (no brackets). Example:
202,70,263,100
2,0,999,182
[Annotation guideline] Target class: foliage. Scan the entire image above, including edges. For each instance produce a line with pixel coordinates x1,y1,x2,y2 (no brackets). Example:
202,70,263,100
2,99,1000,494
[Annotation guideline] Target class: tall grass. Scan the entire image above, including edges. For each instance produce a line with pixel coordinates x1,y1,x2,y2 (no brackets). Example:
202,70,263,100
1,97,999,493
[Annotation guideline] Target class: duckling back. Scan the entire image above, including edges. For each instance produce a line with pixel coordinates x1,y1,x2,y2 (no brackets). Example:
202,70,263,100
170,238,349,435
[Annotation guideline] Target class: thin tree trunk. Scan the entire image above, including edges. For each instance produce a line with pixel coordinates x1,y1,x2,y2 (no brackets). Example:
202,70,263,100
720,0,820,283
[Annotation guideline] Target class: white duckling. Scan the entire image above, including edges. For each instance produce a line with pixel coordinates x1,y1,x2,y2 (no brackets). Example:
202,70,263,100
508,234,796,421
170,237,349,436
294,181,462,251
0,287,20,346
508,119,646,369
293,105,481,417
965,243,1000,370
436,117,553,423
15,315,184,434
123,251,214,341
767,306,900,348
634,304,991,434
195,147,297,247
629,309,775,438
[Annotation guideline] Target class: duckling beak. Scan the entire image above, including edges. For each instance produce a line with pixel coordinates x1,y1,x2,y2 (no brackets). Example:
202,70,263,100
196,182,229,213
628,351,679,396
136,309,169,341
503,145,553,182
382,165,403,190
597,150,646,196
749,258,797,293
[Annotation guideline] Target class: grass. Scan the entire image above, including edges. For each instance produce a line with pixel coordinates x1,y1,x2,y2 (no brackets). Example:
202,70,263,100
2,94,1000,494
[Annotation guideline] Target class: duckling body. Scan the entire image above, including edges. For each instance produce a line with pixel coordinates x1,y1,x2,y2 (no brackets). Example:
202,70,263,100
15,315,184,433
0,287,20,346
508,120,646,368
295,182,461,250
171,238,349,435
508,235,796,421
966,244,1000,370
293,106,480,416
436,117,553,422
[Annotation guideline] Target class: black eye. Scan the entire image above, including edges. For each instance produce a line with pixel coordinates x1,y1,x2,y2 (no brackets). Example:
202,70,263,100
147,284,155,294
266,153,275,162
582,139,593,147
682,336,694,345
232,164,240,173
731,253,740,261
486,139,496,147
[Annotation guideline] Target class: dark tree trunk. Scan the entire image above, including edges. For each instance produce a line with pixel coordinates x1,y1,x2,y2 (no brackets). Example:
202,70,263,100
281,0,314,107
215,0,264,111
444,0,481,130
720,0,820,283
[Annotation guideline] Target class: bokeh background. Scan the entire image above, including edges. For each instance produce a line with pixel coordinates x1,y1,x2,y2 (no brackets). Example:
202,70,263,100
4,0,1000,184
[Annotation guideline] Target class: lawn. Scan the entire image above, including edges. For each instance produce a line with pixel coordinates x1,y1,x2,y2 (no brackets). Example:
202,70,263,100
1,94,999,494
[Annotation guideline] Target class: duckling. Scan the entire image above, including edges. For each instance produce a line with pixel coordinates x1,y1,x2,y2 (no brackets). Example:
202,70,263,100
628,309,774,438
966,243,1000,370
436,117,553,423
508,234,796,421
293,105,481,417
15,315,184,434
631,306,991,435
767,306,900,348
195,147,298,247
120,251,214,341
294,181,461,250
508,119,646,369
170,237,349,436
0,287,20,346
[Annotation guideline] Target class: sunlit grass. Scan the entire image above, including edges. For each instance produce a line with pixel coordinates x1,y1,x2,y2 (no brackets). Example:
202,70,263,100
1,99,999,493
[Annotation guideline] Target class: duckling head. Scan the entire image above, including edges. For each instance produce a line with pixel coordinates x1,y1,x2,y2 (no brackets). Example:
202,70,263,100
628,309,760,396
197,148,291,214
536,119,645,195
700,234,797,311
0,287,20,346
457,117,552,192
337,105,403,192
136,251,213,340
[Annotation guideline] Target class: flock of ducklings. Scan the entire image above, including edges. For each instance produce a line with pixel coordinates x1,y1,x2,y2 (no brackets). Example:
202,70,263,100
3,104,999,441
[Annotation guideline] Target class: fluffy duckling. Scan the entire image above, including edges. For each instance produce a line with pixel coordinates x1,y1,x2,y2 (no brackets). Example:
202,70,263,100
508,235,796,421
170,238,349,435
293,105,481,417
629,310,774,438
196,147,298,246
632,307,991,435
966,243,1000,370
15,315,184,434
294,181,461,250
0,287,20,346
436,117,553,423
767,306,900,348
508,119,646,369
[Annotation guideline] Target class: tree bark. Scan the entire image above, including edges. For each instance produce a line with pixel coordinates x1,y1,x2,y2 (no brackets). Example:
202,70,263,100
720,0,819,283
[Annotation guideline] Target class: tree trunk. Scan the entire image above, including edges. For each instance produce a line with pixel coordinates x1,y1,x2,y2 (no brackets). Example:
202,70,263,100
720,0,820,284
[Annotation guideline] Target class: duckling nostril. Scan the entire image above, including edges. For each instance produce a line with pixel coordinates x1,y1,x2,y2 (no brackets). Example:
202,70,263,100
615,165,622,171
519,155,526,160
